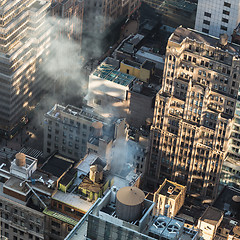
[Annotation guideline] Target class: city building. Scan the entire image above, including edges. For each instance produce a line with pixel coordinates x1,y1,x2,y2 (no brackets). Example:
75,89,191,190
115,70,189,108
153,179,186,218
142,0,197,28
195,0,240,38
128,126,149,174
221,96,240,189
146,26,240,200
0,0,51,137
49,0,84,44
83,0,140,34
0,152,56,240
232,23,240,45
87,58,159,128
43,104,127,161
65,186,200,240
197,206,224,240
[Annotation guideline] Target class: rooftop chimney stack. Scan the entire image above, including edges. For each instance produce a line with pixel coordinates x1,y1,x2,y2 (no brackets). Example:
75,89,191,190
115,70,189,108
92,122,103,138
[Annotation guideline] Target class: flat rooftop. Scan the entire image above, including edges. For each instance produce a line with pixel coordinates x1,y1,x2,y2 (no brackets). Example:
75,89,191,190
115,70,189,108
200,206,223,225
158,180,185,199
41,154,73,178
170,26,240,54
46,104,105,123
52,191,93,213
93,63,136,87
213,186,240,220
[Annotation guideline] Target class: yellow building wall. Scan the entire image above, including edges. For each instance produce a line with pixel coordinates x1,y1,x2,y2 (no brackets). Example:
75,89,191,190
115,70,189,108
120,62,140,78
139,68,151,82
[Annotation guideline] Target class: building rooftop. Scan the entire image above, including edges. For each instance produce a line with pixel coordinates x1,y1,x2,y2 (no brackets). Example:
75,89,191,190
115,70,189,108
93,63,136,87
122,59,141,69
156,179,186,199
136,48,165,64
170,26,240,55
46,104,105,123
199,206,223,225
52,190,93,213
41,154,74,178
213,186,240,220
142,60,155,70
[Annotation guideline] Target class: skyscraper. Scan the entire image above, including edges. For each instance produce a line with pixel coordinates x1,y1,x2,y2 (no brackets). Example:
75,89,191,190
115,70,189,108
195,0,240,38
0,0,51,137
146,26,240,200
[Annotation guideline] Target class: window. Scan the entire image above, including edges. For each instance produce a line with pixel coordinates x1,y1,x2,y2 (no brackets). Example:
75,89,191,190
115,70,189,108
223,10,230,15
222,18,229,23
204,12,211,17
126,69,129,74
203,20,210,25
51,221,61,228
221,25,227,31
224,2,231,7
202,28,209,34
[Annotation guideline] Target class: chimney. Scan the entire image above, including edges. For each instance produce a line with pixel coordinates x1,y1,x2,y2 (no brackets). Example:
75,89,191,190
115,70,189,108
219,34,228,47
92,121,103,137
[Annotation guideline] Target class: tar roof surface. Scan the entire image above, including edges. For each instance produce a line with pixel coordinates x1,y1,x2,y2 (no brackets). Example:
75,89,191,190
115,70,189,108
213,186,240,220
200,206,223,225
41,155,72,178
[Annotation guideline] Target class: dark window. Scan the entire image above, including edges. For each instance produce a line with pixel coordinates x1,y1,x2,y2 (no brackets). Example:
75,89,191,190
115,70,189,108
51,221,61,228
222,18,229,23
204,12,211,17
126,69,129,74
65,206,72,213
224,2,231,7
223,10,230,15
202,28,209,34
203,20,210,25
221,25,227,31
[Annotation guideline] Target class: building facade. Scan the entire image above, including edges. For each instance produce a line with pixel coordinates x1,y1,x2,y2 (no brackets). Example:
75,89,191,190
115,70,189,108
153,179,186,218
83,0,140,34
65,187,200,240
146,26,240,200
0,0,51,137
43,104,127,163
50,0,84,44
195,0,240,38
221,99,240,188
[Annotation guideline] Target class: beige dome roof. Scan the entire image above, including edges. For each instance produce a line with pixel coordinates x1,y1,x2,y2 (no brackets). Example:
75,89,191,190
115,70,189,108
116,186,145,206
